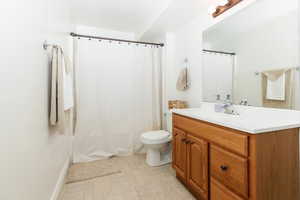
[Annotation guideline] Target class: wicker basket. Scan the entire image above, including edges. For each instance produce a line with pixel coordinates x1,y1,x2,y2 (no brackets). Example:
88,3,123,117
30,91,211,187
168,100,188,110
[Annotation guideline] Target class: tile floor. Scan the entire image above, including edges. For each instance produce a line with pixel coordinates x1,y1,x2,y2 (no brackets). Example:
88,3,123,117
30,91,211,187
59,154,196,200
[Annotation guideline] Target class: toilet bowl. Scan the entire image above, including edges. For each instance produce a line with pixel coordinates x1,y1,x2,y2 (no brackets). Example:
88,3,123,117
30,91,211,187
141,130,172,166
140,112,173,167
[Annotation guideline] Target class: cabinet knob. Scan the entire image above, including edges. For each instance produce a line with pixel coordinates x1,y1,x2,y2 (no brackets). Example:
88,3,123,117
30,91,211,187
220,165,228,171
181,138,187,142
186,140,190,144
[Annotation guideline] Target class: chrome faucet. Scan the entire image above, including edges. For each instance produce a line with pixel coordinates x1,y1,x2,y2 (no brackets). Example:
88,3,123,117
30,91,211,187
215,94,239,115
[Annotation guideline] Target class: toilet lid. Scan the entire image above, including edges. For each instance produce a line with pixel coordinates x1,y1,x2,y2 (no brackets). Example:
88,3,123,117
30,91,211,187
141,130,170,141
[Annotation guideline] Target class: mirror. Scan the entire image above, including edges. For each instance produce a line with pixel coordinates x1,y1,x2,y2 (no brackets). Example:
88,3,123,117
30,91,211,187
203,0,299,110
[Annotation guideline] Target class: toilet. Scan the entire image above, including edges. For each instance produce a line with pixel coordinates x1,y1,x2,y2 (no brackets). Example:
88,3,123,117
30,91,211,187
140,112,172,167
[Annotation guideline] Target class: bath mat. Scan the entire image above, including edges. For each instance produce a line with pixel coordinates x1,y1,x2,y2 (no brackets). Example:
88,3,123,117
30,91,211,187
66,158,122,184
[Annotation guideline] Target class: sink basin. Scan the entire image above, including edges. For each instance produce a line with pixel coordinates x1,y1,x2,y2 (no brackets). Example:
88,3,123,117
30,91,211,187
172,102,300,134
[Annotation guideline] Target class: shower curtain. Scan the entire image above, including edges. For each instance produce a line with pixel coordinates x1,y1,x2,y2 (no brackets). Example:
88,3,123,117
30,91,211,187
73,38,162,163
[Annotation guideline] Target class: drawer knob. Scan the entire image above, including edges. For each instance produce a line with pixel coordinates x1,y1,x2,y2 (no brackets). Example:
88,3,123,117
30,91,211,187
220,165,228,171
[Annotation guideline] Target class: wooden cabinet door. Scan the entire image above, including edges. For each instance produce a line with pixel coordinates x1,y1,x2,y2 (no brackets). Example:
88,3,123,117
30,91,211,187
187,134,209,199
173,128,187,181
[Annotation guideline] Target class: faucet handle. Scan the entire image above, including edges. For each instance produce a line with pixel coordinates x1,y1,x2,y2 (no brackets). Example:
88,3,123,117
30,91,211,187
240,99,248,106
226,94,231,101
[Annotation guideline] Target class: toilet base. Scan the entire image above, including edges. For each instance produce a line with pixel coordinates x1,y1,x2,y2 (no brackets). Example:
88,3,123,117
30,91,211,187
146,147,171,167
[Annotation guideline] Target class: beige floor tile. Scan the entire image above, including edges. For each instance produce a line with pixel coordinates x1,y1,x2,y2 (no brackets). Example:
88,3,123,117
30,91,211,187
92,173,139,200
67,158,122,184
62,180,94,200
60,155,196,200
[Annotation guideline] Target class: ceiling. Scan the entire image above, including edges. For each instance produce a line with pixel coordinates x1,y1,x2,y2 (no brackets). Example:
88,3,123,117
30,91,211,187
71,0,172,34
71,0,266,38
139,0,221,39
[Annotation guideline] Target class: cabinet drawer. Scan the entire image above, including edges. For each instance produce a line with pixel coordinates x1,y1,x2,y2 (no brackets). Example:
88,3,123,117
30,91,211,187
173,114,248,156
211,178,243,200
210,145,248,198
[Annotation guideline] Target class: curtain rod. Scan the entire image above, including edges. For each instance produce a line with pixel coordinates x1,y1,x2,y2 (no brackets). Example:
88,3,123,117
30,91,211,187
70,32,164,47
203,49,235,56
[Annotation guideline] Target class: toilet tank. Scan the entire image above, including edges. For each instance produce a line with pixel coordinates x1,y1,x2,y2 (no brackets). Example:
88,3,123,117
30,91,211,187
165,111,172,133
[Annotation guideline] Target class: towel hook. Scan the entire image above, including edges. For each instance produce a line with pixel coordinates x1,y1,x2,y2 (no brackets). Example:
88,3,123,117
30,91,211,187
43,40,49,50
43,40,58,50
184,58,189,70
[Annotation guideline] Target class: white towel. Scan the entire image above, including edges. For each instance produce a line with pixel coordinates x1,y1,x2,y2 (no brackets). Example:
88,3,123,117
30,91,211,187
50,47,58,126
266,73,285,100
176,68,189,91
63,58,74,110
50,47,65,132
50,47,75,134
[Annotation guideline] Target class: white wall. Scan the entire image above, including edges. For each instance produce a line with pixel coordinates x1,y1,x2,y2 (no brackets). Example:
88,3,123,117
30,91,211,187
0,0,73,200
75,25,135,40
172,18,205,107
147,12,234,117
161,12,214,109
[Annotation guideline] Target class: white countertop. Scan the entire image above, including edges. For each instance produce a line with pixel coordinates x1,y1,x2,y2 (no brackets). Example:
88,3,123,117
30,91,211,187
172,103,300,134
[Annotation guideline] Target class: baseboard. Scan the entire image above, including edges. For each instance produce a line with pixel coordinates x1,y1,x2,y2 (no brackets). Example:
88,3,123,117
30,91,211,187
50,158,71,200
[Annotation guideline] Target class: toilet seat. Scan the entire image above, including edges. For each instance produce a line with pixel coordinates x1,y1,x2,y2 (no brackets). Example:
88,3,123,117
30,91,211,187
141,130,171,144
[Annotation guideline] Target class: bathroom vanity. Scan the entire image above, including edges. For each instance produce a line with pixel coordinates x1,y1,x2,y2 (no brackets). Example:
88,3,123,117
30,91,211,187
172,105,300,200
